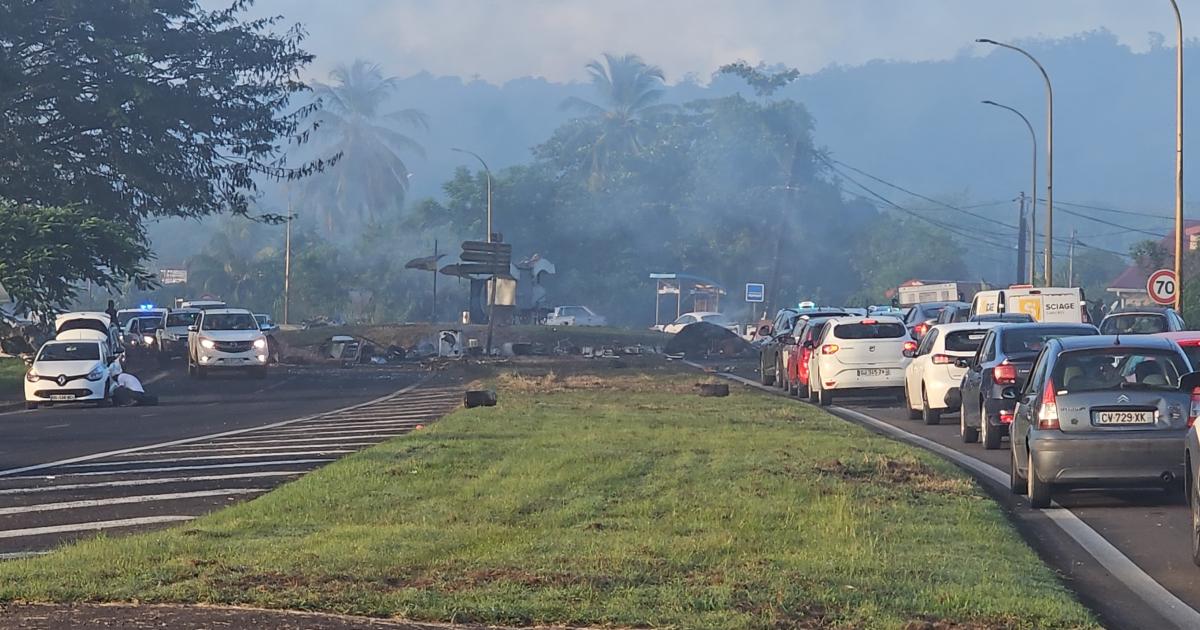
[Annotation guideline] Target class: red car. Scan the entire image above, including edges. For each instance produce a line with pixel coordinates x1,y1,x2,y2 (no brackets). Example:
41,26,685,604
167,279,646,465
1156,331,1200,369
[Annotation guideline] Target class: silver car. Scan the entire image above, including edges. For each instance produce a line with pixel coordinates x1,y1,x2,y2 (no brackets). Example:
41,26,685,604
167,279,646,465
1010,336,1194,509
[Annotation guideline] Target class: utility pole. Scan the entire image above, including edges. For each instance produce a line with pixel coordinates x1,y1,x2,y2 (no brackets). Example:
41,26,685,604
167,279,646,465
1068,229,1077,286
431,239,438,323
1016,193,1028,285
1170,0,1185,311
283,186,292,326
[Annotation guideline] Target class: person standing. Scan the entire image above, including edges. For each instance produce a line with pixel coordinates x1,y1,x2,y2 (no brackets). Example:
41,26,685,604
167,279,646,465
105,299,118,326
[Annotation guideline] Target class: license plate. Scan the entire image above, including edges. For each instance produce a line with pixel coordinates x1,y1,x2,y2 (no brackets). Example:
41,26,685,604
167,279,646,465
49,394,76,401
857,368,890,377
1093,410,1155,425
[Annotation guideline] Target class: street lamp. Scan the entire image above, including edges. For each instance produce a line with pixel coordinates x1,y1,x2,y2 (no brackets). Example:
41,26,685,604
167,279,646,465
451,147,493,243
982,99,1038,284
1170,0,1185,311
977,38,1054,285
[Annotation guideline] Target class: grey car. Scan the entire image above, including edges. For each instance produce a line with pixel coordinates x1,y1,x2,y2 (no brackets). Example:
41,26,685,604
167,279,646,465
1010,335,1194,508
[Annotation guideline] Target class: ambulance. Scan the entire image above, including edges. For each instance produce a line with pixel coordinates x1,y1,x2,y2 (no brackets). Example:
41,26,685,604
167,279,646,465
968,285,1089,324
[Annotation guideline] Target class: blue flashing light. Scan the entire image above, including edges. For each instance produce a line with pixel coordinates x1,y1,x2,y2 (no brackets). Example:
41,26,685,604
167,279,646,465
139,303,155,311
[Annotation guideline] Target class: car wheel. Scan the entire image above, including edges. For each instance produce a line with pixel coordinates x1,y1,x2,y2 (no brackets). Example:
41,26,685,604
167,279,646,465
777,360,787,390
1028,450,1051,508
817,386,833,407
960,409,978,443
1192,475,1200,566
982,404,1002,450
24,402,37,410
921,388,941,425
904,386,921,420
760,357,774,386
1010,446,1026,495
806,379,818,403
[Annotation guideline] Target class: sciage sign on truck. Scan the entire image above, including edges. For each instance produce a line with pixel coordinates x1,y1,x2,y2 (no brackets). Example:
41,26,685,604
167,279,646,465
969,286,1085,323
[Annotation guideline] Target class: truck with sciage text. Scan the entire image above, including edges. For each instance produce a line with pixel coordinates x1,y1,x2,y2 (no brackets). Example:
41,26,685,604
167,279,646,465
968,285,1088,324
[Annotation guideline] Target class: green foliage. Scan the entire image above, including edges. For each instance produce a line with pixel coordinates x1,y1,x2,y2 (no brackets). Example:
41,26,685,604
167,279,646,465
0,201,151,316
718,61,801,97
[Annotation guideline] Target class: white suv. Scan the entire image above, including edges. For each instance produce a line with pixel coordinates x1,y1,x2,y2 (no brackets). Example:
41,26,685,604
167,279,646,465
188,308,269,379
809,316,912,406
902,322,998,425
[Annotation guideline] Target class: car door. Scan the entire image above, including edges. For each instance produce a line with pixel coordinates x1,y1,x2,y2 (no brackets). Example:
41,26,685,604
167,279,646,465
1012,346,1052,467
907,329,938,403
960,331,994,425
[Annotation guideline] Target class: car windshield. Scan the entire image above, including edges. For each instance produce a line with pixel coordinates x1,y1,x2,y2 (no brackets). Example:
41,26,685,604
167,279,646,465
255,315,270,324
945,330,989,353
201,313,259,331
115,311,138,327
166,311,199,327
38,342,100,362
919,305,948,320
1054,349,1187,392
1001,327,1096,355
833,322,906,339
1100,314,1168,335
135,317,161,332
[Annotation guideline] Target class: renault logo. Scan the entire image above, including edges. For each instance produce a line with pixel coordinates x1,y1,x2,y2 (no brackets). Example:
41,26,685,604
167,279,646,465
1117,394,1130,403
868,345,876,352
56,375,67,387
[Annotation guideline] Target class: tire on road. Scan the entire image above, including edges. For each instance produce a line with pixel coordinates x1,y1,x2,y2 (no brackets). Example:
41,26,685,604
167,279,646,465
982,404,1002,450
760,356,774,386
960,409,978,443
1028,450,1051,508
921,388,940,425
1191,473,1200,566
1010,446,1026,495
904,387,921,420
817,386,834,407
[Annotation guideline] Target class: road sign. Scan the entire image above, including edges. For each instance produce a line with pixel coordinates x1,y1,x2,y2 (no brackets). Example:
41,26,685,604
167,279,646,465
459,241,512,275
1147,268,1177,306
745,283,765,303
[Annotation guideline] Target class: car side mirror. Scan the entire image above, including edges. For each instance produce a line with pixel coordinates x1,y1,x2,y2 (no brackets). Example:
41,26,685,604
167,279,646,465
188,325,198,332
778,335,795,345
954,357,971,369
902,348,916,359
105,355,116,365
23,356,33,367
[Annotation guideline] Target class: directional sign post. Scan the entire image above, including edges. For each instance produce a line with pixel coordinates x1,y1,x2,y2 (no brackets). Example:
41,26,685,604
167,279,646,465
745,283,765,322
1147,269,1178,306
461,241,513,355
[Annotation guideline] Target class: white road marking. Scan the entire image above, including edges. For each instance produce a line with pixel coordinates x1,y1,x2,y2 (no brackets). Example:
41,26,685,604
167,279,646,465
199,434,401,447
0,471,306,495
244,427,416,439
703,365,1200,630
21,459,333,478
0,380,427,478
103,444,379,458
0,515,194,539
271,421,422,431
60,452,354,467
0,488,267,516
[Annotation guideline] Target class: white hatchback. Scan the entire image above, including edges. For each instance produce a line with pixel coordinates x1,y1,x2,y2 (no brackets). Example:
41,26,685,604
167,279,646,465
809,316,912,406
24,339,118,409
902,322,999,425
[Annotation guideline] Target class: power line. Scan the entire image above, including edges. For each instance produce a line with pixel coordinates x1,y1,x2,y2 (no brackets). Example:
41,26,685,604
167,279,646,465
1046,199,1174,221
1049,205,1167,239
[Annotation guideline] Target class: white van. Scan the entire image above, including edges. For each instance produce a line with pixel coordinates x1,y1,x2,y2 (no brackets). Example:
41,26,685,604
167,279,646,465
969,286,1087,324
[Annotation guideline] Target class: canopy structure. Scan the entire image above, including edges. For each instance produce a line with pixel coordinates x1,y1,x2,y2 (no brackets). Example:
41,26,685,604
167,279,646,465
649,273,727,325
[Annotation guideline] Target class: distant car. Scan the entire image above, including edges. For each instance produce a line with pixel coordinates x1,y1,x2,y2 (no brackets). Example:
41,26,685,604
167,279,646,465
188,308,269,379
758,308,800,386
658,311,737,335
903,322,999,425
115,306,167,330
904,301,968,341
545,306,607,327
1099,308,1186,335
158,309,200,362
254,313,280,333
934,304,972,325
24,339,120,409
1010,335,1192,508
808,316,912,406
1157,331,1200,370
122,315,164,354
180,299,228,311
960,323,1098,450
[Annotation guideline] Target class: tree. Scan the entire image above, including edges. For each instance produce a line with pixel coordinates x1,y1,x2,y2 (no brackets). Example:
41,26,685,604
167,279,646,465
558,53,673,186
0,201,151,317
307,59,429,233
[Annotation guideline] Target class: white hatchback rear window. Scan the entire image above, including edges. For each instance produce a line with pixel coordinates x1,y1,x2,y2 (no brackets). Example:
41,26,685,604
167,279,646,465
833,322,906,340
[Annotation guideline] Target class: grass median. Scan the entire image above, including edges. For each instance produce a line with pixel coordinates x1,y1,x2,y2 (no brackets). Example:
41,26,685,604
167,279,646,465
0,357,24,399
0,359,1097,629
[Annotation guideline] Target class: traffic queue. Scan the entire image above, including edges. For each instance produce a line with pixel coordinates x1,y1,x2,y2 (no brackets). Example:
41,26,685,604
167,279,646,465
22,299,278,409
756,285,1200,566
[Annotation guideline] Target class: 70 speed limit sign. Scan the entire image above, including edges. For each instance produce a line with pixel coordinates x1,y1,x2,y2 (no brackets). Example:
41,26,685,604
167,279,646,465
1147,269,1178,306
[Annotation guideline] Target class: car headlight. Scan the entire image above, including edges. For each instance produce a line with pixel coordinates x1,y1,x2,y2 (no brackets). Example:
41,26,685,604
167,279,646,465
86,365,105,382
199,338,215,349
143,335,155,345
25,369,39,383
253,338,267,349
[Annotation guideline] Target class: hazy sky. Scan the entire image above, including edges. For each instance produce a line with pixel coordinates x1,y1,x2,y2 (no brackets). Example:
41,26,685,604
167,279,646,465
228,1,1181,83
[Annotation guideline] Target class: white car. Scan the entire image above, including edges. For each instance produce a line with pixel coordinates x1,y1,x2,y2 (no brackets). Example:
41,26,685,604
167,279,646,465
24,339,119,409
55,312,125,367
545,306,607,327
188,308,269,379
902,322,999,425
158,308,201,360
808,316,912,407
657,311,738,335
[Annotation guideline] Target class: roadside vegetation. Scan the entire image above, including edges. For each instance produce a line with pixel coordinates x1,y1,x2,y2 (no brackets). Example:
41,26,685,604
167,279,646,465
0,357,24,398
278,323,668,353
0,359,1097,629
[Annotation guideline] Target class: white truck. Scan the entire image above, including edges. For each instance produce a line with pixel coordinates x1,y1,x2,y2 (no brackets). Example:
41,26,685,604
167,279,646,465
897,282,983,307
968,286,1088,324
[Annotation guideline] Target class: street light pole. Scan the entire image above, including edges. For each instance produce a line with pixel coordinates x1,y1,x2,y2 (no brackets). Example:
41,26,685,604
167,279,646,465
1170,0,1185,311
451,148,493,243
283,185,292,326
978,38,1054,285
981,100,1038,284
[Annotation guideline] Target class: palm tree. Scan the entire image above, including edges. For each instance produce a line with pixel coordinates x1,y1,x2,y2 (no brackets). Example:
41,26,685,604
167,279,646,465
309,60,428,234
560,53,672,186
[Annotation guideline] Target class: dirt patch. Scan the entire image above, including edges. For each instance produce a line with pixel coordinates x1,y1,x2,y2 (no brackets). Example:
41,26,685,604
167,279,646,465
815,455,974,496
0,603,458,629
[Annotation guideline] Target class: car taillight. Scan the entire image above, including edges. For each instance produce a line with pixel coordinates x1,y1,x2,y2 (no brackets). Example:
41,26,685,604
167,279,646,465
994,361,1018,385
801,348,811,362
915,323,929,337
932,354,954,365
999,410,1014,424
1037,379,1060,430
903,340,918,353
1188,387,1200,428
821,344,840,355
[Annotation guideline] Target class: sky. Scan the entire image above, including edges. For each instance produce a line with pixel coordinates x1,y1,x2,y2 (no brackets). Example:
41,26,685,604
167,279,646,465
225,0,1182,84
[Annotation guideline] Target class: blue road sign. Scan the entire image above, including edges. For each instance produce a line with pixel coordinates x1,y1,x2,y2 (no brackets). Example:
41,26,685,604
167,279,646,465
745,283,765,303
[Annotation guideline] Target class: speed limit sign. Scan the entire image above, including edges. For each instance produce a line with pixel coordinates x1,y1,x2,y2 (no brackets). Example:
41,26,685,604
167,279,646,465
1147,269,1177,306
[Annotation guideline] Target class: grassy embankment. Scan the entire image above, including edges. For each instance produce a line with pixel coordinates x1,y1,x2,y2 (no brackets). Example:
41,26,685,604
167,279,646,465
0,359,1096,629
0,357,24,399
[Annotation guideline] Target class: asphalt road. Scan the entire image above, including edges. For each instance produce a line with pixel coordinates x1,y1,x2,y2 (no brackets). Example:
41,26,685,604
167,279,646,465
0,361,460,557
725,363,1200,630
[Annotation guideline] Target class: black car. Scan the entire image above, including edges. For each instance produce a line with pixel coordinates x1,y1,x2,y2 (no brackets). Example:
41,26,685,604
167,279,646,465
959,322,1098,450
935,304,971,324
759,308,799,386
906,301,969,340
1099,307,1186,335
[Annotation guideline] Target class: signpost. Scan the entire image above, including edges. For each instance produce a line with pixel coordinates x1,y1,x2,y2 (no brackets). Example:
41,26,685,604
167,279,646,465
746,282,765,322
1148,269,1178,306
461,241,514,353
